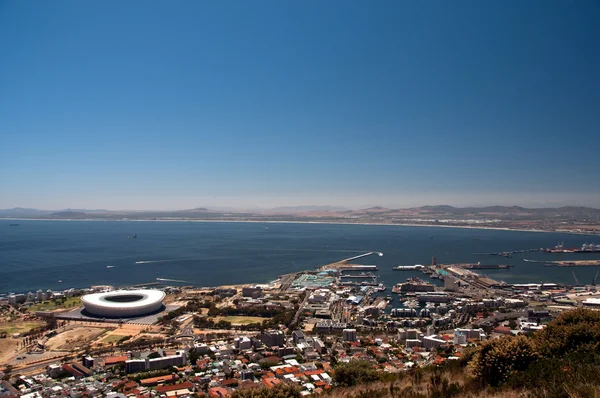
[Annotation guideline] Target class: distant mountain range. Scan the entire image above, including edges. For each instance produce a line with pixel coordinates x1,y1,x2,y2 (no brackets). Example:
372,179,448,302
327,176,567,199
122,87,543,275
1,205,598,219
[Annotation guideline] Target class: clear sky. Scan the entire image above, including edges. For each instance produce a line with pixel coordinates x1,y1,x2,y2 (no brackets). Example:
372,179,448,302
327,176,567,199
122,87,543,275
1,1,599,210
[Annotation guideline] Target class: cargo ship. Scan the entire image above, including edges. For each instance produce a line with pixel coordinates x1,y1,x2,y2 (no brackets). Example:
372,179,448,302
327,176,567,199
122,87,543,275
460,264,513,269
541,242,600,253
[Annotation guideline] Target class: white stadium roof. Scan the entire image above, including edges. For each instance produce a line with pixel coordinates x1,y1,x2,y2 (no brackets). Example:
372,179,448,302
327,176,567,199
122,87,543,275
81,289,165,318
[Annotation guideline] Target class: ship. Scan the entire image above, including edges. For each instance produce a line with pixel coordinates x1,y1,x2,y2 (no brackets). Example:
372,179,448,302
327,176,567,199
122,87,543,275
542,242,600,253
8,223,20,226
392,264,424,271
461,263,513,269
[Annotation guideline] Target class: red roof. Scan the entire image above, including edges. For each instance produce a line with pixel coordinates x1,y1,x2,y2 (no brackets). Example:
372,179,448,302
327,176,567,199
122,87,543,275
262,377,282,388
104,355,128,365
156,381,193,394
208,386,231,398
123,381,138,390
140,374,176,386
494,326,512,334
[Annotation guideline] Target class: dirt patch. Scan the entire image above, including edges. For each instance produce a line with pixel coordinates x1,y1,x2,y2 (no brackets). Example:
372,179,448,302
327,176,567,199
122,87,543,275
45,327,107,350
0,338,19,365
0,321,45,336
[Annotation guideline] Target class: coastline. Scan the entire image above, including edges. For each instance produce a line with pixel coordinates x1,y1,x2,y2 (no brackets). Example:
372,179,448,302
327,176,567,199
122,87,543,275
2,217,599,236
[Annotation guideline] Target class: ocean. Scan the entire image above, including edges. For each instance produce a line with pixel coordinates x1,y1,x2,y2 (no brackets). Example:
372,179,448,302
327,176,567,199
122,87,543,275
1,220,599,294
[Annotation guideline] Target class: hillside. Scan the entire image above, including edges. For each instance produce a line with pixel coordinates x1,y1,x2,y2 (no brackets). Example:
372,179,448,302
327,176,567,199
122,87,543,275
232,308,600,398
2,205,599,234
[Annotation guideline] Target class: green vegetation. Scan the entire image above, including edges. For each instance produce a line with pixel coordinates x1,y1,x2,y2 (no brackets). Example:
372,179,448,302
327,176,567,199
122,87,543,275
127,368,172,382
469,335,538,387
333,360,381,387
213,315,271,325
322,309,600,398
101,334,132,344
231,383,301,398
193,300,296,330
27,296,81,312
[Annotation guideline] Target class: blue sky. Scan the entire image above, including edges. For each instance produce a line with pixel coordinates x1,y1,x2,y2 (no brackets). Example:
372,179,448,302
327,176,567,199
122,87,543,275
1,1,599,210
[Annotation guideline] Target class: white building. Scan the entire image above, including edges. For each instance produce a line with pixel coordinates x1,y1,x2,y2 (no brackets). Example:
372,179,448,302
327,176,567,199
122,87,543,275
405,339,421,348
422,335,447,349
444,276,460,292
453,332,467,345
454,328,485,340
234,337,252,350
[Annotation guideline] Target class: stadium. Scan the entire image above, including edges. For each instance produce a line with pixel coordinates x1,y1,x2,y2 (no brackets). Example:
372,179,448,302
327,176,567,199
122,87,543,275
81,289,165,318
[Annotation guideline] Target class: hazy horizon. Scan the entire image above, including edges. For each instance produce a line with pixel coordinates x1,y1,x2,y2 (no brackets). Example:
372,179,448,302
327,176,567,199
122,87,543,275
2,1,599,210
3,191,600,213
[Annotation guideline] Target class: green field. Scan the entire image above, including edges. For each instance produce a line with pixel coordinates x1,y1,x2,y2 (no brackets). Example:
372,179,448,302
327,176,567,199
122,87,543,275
0,321,46,335
101,334,127,344
213,316,270,325
28,296,82,312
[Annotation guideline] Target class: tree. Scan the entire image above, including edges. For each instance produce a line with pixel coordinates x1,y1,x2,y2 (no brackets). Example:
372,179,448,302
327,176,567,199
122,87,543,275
188,349,201,366
333,360,380,387
534,308,600,358
147,352,162,359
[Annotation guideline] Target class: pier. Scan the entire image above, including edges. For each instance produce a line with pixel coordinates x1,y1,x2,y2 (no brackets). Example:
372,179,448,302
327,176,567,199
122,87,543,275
337,265,379,271
339,272,378,279
340,252,383,262
320,252,383,272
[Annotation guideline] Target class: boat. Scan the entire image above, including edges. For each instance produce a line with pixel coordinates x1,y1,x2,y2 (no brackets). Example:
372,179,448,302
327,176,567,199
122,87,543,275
107,265,115,268
58,280,63,283
8,223,19,226
128,234,137,239
376,283,386,292
393,265,424,271
403,300,418,308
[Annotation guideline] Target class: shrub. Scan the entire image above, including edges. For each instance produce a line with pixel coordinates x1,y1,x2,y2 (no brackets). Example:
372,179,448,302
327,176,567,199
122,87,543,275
231,383,301,398
333,360,381,387
468,335,538,387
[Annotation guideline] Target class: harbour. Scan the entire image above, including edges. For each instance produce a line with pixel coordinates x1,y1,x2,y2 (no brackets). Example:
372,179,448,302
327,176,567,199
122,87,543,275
3,220,600,294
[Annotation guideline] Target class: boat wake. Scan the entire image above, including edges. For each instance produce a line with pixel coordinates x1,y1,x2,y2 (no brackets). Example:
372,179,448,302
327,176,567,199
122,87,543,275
156,277,188,283
135,259,188,264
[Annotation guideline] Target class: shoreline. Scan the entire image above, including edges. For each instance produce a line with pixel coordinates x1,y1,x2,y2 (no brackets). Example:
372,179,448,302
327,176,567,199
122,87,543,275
2,217,599,236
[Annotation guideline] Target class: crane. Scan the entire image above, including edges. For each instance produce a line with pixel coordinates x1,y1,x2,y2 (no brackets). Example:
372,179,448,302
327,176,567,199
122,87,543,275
572,270,579,285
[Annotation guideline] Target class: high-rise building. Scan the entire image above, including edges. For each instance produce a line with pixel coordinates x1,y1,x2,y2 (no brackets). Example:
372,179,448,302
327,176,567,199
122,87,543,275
343,329,357,342
260,331,285,348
